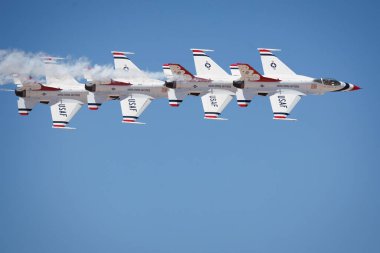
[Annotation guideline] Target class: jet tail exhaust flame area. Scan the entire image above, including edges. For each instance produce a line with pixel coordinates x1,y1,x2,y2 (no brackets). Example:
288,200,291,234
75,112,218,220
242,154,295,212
0,49,165,85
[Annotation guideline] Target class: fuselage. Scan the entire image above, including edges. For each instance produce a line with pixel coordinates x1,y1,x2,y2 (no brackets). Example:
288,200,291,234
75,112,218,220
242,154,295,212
167,76,237,96
240,75,359,96
85,78,168,99
16,83,88,103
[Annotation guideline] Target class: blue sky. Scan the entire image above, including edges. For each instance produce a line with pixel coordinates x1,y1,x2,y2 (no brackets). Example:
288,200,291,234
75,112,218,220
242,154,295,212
0,0,379,253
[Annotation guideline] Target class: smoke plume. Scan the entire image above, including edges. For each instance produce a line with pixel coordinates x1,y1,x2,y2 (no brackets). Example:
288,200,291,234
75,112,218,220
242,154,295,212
0,49,165,85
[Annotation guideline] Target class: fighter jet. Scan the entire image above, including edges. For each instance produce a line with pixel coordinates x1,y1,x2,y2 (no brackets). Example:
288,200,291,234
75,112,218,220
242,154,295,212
14,57,88,129
163,49,246,120
232,48,361,120
85,51,168,124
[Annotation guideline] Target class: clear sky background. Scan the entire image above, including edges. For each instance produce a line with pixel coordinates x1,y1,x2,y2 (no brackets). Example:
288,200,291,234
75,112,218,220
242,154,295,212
0,0,379,253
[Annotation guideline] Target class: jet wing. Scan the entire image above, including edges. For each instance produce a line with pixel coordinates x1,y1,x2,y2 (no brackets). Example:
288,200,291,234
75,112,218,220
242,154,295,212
120,94,153,124
269,90,304,120
201,89,234,120
51,99,83,129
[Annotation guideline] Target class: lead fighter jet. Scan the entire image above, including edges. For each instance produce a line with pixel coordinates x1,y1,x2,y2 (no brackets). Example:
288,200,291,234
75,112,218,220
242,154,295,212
233,48,360,120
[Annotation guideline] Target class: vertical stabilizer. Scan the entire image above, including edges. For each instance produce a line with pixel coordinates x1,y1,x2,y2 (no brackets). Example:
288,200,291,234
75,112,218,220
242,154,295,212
258,48,297,78
191,49,230,79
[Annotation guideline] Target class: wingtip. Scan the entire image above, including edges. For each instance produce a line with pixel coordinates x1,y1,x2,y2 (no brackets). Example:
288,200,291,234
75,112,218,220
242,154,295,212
52,126,76,130
122,121,146,125
204,117,228,121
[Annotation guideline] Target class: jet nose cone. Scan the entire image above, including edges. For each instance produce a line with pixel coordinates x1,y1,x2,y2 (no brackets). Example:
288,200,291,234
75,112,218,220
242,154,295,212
351,85,361,91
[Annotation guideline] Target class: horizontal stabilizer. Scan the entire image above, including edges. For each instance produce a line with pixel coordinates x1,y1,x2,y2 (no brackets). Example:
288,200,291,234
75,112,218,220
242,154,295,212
17,98,38,116
235,88,254,107
168,88,187,107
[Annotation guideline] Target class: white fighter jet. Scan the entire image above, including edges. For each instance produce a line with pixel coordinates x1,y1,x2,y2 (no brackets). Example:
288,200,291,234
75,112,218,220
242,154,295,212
13,57,88,129
85,51,168,124
232,48,361,120
192,48,270,110
163,49,248,120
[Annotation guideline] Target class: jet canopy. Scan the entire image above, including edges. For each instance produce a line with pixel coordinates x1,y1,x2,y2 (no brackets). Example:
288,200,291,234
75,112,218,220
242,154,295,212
313,78,341,86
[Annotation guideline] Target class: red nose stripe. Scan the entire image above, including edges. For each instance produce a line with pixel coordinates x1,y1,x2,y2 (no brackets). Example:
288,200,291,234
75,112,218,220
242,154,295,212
351,85,361,91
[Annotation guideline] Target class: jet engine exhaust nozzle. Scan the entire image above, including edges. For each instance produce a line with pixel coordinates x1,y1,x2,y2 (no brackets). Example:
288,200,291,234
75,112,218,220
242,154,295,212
233,80,245,89
164,81,177,89
15,89,26,97
85,83,96,92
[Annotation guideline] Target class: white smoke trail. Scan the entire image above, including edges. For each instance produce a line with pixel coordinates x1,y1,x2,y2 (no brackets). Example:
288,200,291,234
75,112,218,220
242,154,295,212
0,49,165,85
0,49,46,84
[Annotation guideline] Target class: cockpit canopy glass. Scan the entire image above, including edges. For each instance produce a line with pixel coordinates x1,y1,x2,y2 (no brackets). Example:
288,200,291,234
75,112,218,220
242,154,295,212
313,78,341,86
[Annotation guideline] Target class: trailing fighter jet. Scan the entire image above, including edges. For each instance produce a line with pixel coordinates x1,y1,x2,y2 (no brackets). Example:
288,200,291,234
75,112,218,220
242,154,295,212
85,51,168,124
13,57,88,129
232,48,361,120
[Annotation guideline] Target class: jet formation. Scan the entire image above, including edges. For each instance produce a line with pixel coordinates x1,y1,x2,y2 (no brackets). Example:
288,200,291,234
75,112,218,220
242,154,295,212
10,48,360,129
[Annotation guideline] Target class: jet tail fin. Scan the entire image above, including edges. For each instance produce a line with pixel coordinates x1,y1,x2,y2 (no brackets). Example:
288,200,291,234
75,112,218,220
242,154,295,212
162,64,173,79
235,63,279,82
229,64,241,77
162,63,195,80
42,57,81,87
258,48,297,78
111,51,143,75
191,49,230,79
